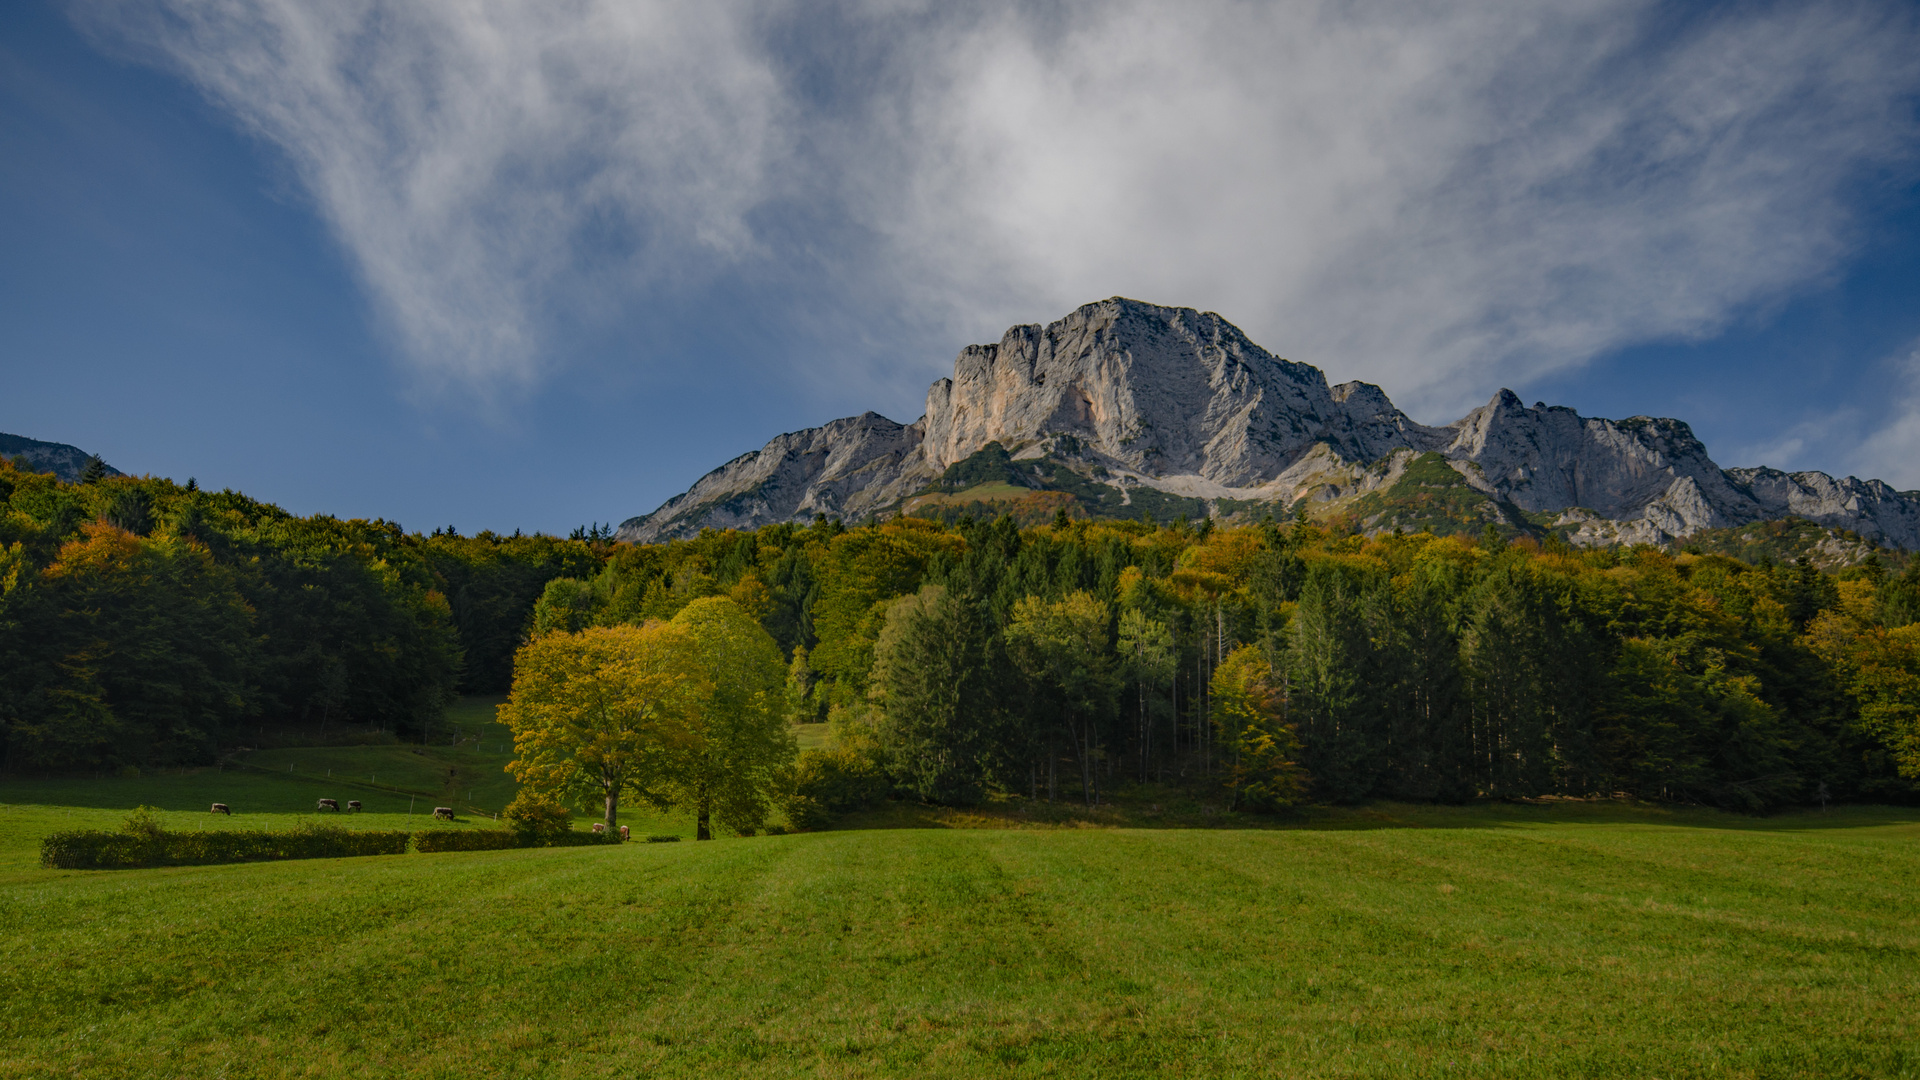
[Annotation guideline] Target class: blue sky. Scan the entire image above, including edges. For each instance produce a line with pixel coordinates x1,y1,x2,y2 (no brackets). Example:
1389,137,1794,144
3,0,1918,534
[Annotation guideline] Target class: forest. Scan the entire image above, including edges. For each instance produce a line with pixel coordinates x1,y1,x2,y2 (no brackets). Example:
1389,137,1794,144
0,459,595,772
4,455,1917,812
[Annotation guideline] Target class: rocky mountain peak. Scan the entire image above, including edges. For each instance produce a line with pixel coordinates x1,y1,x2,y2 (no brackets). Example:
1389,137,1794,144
617,301,1920,550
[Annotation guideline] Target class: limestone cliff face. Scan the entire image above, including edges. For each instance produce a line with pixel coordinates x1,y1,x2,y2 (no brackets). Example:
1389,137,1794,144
916,301,1436,485
623,413,926,541
1433,391,1752,543
617,299,1920,549
1728,468,1920,546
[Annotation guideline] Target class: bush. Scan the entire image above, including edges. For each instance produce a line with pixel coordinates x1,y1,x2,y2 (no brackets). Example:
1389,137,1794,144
783,794,832,831
782,746,889,830
502,791,573,840
645,835,681,843
42,812,410,870
540,829,623,847
412,829,524,853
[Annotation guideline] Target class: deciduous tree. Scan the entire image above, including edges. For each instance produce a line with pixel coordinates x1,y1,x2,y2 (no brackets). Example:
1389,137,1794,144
502,623,707,829
665,597,796,838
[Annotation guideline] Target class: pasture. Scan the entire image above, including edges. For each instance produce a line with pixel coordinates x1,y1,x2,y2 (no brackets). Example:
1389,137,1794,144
2,760,1916,1078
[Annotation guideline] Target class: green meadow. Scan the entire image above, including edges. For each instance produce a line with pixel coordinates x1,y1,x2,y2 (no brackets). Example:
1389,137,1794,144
1,702,1916,1078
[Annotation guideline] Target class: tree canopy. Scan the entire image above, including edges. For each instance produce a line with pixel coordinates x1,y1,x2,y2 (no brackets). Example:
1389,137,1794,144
501,623,709,828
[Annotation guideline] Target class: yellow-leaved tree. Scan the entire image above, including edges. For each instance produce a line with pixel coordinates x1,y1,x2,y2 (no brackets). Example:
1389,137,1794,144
1807,579,1920,781
502,623,710,830
664,597,795,839
1210,644,1306,812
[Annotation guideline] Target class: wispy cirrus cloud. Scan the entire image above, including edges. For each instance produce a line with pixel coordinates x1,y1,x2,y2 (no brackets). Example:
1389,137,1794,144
69,0,1920,424
72,0,787,388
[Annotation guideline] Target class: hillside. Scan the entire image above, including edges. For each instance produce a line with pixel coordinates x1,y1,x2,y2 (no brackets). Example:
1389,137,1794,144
618,299,1920,550
0,431,122,483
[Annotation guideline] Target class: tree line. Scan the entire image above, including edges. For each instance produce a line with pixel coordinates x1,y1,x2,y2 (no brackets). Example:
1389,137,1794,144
525,511,1920,816
0,460,597,773
7,449,1916,815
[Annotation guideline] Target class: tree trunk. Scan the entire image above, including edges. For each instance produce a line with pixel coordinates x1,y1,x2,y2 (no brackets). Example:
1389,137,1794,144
696,801,712,840
1071,710,1093,806
1168,671,1177,779
1128,676,1144,776
604,789,619,829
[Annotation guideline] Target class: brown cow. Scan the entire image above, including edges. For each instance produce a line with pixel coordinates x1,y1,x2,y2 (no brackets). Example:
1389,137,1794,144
210,803,231,815
346,800,362,812
317,798,339,812
591,822,606,833
431,806,455,821
618,825,630,841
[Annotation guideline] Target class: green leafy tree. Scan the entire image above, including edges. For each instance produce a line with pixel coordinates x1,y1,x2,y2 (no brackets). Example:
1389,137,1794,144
1117,606,1175,783
1380,546,1474,801
531,576,606,636
1461,558,1607,797
1286,560,1385,802
785,644,823,723
1005,590,1116,804
872,585,1004,803
665,597,797,838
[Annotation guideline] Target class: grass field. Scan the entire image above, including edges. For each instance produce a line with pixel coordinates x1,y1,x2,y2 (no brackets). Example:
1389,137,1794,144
3,772,1917,1078
3,698,1917,1077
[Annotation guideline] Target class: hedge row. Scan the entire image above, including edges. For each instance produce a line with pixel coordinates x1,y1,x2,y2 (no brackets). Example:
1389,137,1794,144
44,824,628,869
410,828,525,853
41,823,412,869
410,829,623,853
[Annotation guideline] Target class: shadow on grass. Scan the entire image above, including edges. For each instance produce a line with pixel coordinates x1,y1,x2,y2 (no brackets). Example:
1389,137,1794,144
828,789,1920,836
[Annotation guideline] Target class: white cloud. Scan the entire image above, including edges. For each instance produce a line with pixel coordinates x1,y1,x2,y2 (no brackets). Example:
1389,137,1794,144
883,1,1920,418
71,0,785,387
1848,342,1920,490
70,0,1920,419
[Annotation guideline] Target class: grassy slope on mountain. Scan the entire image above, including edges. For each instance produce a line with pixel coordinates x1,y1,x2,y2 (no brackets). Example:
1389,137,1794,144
1679,517,1911,569
903,443,1211,526
0,799,1913,1078
1336,452,1518,536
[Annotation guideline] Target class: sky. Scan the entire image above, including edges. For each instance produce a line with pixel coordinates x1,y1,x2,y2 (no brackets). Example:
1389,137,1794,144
2,0,1918,535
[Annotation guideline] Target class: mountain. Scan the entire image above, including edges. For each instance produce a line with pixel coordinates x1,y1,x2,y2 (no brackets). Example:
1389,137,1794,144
0,432,123,484
617,299,1920,551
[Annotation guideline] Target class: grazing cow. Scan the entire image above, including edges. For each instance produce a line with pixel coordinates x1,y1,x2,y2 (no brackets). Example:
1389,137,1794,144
317,798,339,812
618,825,630,841
591,822,606,833
431,806,455,821
210,803,231,815
346,800,362,812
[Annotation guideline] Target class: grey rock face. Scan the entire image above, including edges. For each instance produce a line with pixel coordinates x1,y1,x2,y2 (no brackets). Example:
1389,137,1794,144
1727,468,1920,546
917,301,1437,485
623,413,926,542
0,432,122,484
617,299,1920,550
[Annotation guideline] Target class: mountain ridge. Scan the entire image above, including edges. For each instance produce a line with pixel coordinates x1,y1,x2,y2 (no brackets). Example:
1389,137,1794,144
618,298,1920,550
0,432,123,484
